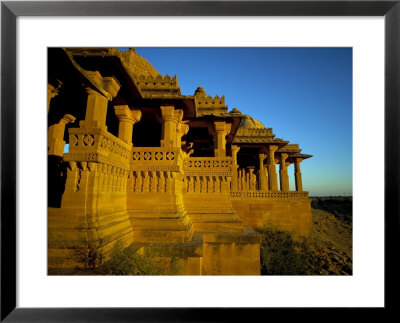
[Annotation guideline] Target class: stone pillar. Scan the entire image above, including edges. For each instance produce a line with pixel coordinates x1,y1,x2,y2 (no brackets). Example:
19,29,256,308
294,157,303,191
83,88,109,130
160,105,183,148
264,158,269,192
213,121,231,157
48,83,61,113
241,169,246,191
286,161,291,190
267,145,279,191
114,105,142,145
258,153,267,191
249,169,256,190
279,153,290,192
48,114,76,157
82,75,120,130
231,145,240,191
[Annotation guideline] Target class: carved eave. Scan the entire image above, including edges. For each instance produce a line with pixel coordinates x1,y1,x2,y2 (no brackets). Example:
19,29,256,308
233,138,277,144
271,138,291,148
233,125,276,145
233,128,275,143
64,47,183,101
64,48,143,102
287,153,313,163
277,143,302,156
232,138,289,151
62,50,114,100
278,143,300,151
65,47,159,78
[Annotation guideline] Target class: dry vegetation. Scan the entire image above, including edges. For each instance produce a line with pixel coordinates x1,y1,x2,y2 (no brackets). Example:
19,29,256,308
260,196,352,275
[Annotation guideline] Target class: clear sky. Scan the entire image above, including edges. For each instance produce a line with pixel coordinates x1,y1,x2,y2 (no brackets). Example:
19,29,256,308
127,48,353,196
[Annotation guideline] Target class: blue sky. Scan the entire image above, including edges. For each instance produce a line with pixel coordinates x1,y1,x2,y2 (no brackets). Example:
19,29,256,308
126,48,353,196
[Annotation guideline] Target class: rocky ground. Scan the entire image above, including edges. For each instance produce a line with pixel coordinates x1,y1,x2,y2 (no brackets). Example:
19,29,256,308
310,197,352,275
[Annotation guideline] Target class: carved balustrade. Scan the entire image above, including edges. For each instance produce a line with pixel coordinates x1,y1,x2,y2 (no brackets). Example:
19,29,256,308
183,157,232,175
128,169,177,194
65,128,131,170
182,157,232,194
128,147,185,194
230,191,309,199
130,147,183,171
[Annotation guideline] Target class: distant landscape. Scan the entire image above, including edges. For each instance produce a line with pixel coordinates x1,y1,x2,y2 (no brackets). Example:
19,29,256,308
310,196,352,275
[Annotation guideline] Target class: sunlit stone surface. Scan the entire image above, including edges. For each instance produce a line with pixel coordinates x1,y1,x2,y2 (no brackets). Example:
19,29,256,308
48,48,312,275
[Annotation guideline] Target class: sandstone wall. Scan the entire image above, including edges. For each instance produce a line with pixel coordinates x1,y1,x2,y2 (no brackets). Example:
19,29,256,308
232,197,312,237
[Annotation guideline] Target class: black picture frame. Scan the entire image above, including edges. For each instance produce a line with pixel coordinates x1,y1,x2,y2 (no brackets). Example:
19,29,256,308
1,1,399,321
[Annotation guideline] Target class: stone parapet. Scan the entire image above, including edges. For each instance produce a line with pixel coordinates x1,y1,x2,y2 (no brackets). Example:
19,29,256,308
65,127,131,170
183,175,231,194
230,190,309,199
183,157,232,176
131,147,184,173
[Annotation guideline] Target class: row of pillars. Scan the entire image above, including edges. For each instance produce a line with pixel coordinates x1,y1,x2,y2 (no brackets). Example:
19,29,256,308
232,145,303,192
48,76,303,192
114,105,191,150
48,74,191,154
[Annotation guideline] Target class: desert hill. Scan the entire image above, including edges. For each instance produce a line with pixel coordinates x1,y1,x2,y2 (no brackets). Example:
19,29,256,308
310,197,352,275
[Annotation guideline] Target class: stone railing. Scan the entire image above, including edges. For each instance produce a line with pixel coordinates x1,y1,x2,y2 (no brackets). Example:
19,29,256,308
65,128,131,170
230,191,309,199
128,170,177,194
130,147,183,172
184,175,231,194
183,157,232,176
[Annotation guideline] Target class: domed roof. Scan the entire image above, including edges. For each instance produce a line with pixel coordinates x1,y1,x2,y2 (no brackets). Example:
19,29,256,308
229,108,242,114
194,86,206,96
238,115,266,130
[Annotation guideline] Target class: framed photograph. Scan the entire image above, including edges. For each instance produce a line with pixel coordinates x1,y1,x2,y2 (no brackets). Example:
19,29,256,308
2,0,399,321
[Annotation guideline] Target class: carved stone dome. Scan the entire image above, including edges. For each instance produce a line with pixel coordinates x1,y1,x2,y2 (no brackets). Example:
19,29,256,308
238,115,266,130
194,86,206,96
229,108,242,114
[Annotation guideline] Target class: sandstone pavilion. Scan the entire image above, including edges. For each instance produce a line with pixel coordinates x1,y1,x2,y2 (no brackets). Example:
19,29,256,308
48,48,312,275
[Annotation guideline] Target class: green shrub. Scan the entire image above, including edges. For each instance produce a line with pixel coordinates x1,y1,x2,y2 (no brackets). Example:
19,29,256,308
259,227,317,275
